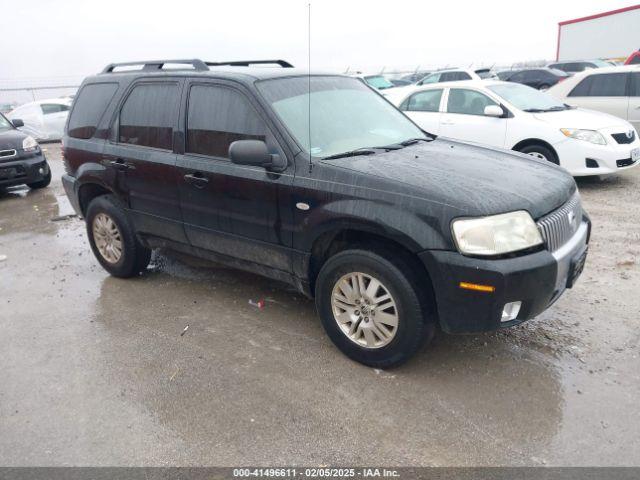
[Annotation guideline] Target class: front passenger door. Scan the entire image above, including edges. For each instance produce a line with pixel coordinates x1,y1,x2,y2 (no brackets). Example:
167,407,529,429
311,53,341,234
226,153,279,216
176,82,293,272
439,88,507,147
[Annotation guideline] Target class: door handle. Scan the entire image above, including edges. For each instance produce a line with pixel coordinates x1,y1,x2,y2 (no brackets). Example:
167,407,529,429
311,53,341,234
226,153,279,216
109,158,135,171
184,172,209,188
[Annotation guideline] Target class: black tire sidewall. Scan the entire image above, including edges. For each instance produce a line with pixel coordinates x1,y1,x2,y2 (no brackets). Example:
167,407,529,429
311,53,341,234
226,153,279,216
520,144,557,164
86,195,148,278
315,250,430,368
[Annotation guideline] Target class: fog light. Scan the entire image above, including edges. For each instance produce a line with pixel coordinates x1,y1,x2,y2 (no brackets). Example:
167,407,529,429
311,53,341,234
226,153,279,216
38,167,44,174
501,301,521,322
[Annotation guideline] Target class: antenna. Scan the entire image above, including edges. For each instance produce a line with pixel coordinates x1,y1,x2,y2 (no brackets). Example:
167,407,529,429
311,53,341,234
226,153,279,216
307,2,312,173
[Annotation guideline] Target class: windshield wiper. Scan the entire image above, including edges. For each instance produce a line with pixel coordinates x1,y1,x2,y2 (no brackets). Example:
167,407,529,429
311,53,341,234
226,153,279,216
322,148,377,160
524,106,568,113
400,137,432,146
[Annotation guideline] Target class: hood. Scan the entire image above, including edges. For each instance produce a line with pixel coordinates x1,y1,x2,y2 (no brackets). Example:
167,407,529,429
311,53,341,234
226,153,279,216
321,138,576,219
533,107,629,130
0,128,29,150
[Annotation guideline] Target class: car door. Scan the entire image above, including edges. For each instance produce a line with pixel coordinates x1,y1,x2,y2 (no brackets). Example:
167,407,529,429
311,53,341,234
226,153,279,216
399,88,444,135
628,72,640,132
176,80,293,272
567,72,629,121
102,79,187,243
439,87,507,147
40,103,69,139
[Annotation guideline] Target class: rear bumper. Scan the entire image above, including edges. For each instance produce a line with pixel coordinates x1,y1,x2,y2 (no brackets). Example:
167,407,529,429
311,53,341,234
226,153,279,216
420,217,590,333
0,153,49,187
62,174,82,216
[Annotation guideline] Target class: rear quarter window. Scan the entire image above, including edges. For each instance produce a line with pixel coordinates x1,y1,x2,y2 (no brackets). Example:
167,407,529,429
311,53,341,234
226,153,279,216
68,83,119,139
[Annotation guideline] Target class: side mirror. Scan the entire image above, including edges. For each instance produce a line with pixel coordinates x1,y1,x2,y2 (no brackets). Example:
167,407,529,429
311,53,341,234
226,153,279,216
11,119,24,128
484,105,504,117
229,140,286,170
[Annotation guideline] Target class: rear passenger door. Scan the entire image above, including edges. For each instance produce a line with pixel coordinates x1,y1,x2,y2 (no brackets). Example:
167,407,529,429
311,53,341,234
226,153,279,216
628,72,640,132
103,79,186,243
176,80,293,272
567,72,629,121
399,89,443,134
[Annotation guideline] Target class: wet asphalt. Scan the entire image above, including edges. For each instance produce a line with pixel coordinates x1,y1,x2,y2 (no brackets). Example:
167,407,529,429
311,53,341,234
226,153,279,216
0,144,639,466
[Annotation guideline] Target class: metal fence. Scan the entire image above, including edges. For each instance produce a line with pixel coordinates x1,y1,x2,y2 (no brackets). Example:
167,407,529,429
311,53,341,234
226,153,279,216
0,75,83,110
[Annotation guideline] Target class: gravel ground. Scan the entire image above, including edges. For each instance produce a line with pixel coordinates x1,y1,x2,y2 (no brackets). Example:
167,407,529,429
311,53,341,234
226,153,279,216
0,144,639,466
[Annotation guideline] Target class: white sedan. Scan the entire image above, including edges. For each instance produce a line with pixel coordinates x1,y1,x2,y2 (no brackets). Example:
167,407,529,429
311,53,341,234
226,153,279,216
389,80,640,176
7,98,72,142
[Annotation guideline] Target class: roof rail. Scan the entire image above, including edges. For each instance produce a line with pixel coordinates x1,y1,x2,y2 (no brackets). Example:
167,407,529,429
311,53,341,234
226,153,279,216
101,59,209,74
206,60,294,68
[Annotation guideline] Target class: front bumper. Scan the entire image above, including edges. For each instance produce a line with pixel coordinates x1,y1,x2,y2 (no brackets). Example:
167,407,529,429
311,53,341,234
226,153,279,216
554,135,640,176
0,152,49,187
420,217,590,334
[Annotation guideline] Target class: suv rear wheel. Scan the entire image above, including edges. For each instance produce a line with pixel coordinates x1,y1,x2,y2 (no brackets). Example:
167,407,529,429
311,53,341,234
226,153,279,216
86,194,151,278
315,249,435,368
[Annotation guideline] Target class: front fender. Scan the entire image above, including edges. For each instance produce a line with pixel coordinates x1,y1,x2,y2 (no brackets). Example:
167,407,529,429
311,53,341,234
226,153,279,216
297,199,448,253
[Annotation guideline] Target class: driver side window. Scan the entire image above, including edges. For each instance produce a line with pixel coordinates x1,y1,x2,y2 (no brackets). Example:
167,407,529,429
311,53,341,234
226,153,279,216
403,89,443,112
446,89,498,116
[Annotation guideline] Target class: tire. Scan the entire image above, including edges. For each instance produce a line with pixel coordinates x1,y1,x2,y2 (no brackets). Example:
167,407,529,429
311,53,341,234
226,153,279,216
518,144,558,165
27,165,52,189
315,249,436,368
85,194,151,278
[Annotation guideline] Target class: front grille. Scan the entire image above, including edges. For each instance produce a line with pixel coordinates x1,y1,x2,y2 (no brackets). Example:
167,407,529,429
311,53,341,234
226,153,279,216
617,158,635,168
611,131,636,144
536,192,582,252
0,149,17,161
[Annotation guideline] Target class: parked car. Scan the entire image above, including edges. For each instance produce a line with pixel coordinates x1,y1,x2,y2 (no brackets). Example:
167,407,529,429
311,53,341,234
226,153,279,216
501,68,570,90
474,68,498,79
388,78,413,87
392,80,639,176
0,113,51,190
353,74,396,91
400,71,432,83
625,50,640,65
6,98,72,141
63,59,590,368
548,65,640,133
415,68,481,86
547,59,611,74
0,103,17,114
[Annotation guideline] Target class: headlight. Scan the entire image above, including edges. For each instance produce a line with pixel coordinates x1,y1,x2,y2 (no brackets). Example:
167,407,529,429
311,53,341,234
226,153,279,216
560,128,606,145
22,136,39,152
452,211,543,256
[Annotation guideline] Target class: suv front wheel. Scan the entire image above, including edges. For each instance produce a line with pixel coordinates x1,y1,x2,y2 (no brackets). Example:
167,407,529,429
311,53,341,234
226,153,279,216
86,194,151,278
315,249,435,368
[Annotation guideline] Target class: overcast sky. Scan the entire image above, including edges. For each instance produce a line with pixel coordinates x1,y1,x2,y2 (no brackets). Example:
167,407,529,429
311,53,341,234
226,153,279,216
1,0,635,79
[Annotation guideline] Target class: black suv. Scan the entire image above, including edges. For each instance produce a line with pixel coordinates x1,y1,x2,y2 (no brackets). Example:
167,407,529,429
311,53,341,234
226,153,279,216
501,68,570,90
0,113,51,190
62,59,590,367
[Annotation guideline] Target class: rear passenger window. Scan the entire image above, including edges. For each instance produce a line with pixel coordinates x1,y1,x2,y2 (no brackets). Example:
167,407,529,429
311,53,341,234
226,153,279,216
68,83,118,139
186,85,266,158
119,83,178,150
569,73,627,97
404,89,443,112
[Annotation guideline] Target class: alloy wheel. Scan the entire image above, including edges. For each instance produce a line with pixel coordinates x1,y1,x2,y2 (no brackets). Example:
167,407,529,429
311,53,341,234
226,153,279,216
331,272,399,349
92,213,123,264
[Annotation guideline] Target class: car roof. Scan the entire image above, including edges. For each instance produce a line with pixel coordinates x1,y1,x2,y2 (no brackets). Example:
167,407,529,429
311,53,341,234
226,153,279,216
570,64,640,74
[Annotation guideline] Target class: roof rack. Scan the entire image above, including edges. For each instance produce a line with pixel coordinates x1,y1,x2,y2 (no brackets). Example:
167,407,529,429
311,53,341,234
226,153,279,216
101,59,293,74
206,60,294,68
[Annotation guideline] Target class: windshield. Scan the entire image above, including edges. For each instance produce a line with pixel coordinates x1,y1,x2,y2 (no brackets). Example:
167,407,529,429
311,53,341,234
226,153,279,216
0,113,13,131
257,76,426,158
364,75,395,90
488,83,568,112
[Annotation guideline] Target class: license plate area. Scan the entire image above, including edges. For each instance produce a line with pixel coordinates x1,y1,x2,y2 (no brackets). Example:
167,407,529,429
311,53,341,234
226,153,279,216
567,246,588,289
632,147,640,163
